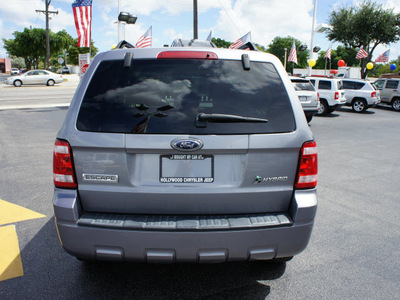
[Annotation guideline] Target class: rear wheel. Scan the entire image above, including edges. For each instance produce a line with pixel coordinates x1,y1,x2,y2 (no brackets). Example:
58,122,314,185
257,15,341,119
317,99,329,116
391,98,400,111
306,115,313,123
14,80,22,87
47,79,55,86
352,98,367,113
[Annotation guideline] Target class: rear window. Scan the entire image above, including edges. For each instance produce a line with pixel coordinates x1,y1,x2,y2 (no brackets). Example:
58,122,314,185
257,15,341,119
77,59,295,134
291,79,315,91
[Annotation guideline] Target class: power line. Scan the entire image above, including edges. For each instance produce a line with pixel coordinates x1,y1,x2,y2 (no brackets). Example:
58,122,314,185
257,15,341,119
216,0,242,37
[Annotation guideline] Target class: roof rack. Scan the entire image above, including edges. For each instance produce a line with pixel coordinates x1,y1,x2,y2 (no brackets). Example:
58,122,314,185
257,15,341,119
171,39,216,48
114,40,135,49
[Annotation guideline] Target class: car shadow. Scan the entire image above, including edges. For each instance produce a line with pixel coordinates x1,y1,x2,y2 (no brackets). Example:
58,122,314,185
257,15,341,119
1,217,287,299
336,107,376,115
315,112,341,118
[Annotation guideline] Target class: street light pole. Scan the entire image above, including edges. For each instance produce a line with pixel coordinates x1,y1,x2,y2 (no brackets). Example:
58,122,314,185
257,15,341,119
284,48,287,70
193,0,198,39
118,0,122,41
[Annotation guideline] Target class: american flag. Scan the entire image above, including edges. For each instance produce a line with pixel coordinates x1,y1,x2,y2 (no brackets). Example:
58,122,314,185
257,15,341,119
356,46,368,59
229,32,251,49
324,44,332,60
135,26,152,48
375,49,390,63
72,0,92,48
288,41,298,65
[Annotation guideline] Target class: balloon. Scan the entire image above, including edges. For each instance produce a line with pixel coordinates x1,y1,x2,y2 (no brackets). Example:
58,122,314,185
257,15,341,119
338,60,345,67
308,59,316,67
390,64,397,71
366,62,374,70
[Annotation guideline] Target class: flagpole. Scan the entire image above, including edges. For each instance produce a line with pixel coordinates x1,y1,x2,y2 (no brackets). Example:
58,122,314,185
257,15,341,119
309,0,318,76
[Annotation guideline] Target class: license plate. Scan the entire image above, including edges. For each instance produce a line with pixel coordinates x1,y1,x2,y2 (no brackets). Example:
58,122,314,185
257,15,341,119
160,154,214,183
299,96,308,102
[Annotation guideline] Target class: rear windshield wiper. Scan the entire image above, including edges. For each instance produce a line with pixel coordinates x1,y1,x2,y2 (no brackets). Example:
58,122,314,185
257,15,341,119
196,113,268,128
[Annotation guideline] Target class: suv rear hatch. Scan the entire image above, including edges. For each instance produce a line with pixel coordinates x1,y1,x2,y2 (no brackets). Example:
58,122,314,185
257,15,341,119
70,52,302,215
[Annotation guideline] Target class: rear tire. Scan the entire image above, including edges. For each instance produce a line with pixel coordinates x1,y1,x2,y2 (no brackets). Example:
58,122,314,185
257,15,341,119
14,80,22,87
391,98,400,111
317,99,329,116
306,115,313,123
47,79,55,86
352,98,367,113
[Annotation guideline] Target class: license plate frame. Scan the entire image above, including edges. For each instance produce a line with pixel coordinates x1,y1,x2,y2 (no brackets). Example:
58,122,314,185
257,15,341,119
160,154,214,183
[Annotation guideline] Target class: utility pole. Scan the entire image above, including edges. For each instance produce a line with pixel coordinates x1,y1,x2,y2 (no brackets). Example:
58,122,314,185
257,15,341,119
193,0,198,39
36,0,58,69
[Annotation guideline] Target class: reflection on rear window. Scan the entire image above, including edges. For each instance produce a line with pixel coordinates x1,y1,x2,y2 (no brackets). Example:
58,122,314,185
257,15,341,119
77,59,295,134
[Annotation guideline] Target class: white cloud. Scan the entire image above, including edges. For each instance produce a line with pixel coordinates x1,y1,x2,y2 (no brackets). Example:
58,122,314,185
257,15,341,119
215,0,314,46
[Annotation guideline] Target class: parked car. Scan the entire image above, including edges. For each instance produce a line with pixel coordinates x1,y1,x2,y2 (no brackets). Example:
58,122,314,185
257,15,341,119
19,69,29,74
290,76,319,122
11,68,19,75
341,79,380,112
4,70,63,87
307,77,346,115
53,42,318,263
373,78,400,111
57,66,70,74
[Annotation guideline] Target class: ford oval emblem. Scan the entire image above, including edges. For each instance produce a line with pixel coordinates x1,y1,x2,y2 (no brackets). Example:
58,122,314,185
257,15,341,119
171,138,204,152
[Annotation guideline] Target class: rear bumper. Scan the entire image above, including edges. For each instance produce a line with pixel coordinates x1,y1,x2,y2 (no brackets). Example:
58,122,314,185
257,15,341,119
53,188,317,262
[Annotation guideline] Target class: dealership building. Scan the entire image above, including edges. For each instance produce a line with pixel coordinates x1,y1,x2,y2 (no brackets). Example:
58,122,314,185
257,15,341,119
0,58,12,73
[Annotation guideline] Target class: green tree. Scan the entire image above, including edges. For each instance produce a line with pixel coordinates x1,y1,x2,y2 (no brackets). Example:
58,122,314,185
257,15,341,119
66,39,98,65
327,0,400,78
2,28,87,69
3,28,46,69
266,36,309,72
211,37,232,48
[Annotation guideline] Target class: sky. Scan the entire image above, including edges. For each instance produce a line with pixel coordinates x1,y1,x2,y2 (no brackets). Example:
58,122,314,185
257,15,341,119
0,0,399,63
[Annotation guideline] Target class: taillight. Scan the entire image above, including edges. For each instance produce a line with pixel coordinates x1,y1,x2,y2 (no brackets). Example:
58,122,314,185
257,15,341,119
371,91,376,98
53,139,77,188
295,141,318,189
334,91,339,100
157,51,218,60
317,93,320,99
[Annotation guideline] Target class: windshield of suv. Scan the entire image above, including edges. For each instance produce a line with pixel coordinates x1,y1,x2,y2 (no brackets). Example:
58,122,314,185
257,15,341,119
77,59,295,134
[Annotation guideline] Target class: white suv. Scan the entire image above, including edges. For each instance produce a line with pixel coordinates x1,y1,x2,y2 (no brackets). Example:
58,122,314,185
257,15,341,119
307,77,346,115
341,79,380,112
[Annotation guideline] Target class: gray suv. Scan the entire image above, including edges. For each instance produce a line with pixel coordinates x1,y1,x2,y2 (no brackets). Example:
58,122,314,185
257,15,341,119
53,41,318,263
373,78,400,111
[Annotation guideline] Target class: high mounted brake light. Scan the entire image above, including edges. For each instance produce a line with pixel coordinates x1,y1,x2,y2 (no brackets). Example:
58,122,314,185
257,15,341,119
157,51,218,60
53,139,77,188
295,141,318,189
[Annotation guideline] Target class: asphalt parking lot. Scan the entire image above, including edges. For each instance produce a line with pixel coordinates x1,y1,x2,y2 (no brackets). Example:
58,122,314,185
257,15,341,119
0,103,399,299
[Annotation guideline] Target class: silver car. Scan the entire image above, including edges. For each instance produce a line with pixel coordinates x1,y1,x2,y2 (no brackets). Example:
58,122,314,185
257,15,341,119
53,42,318,263
290,76,319,122
5,69,63,87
